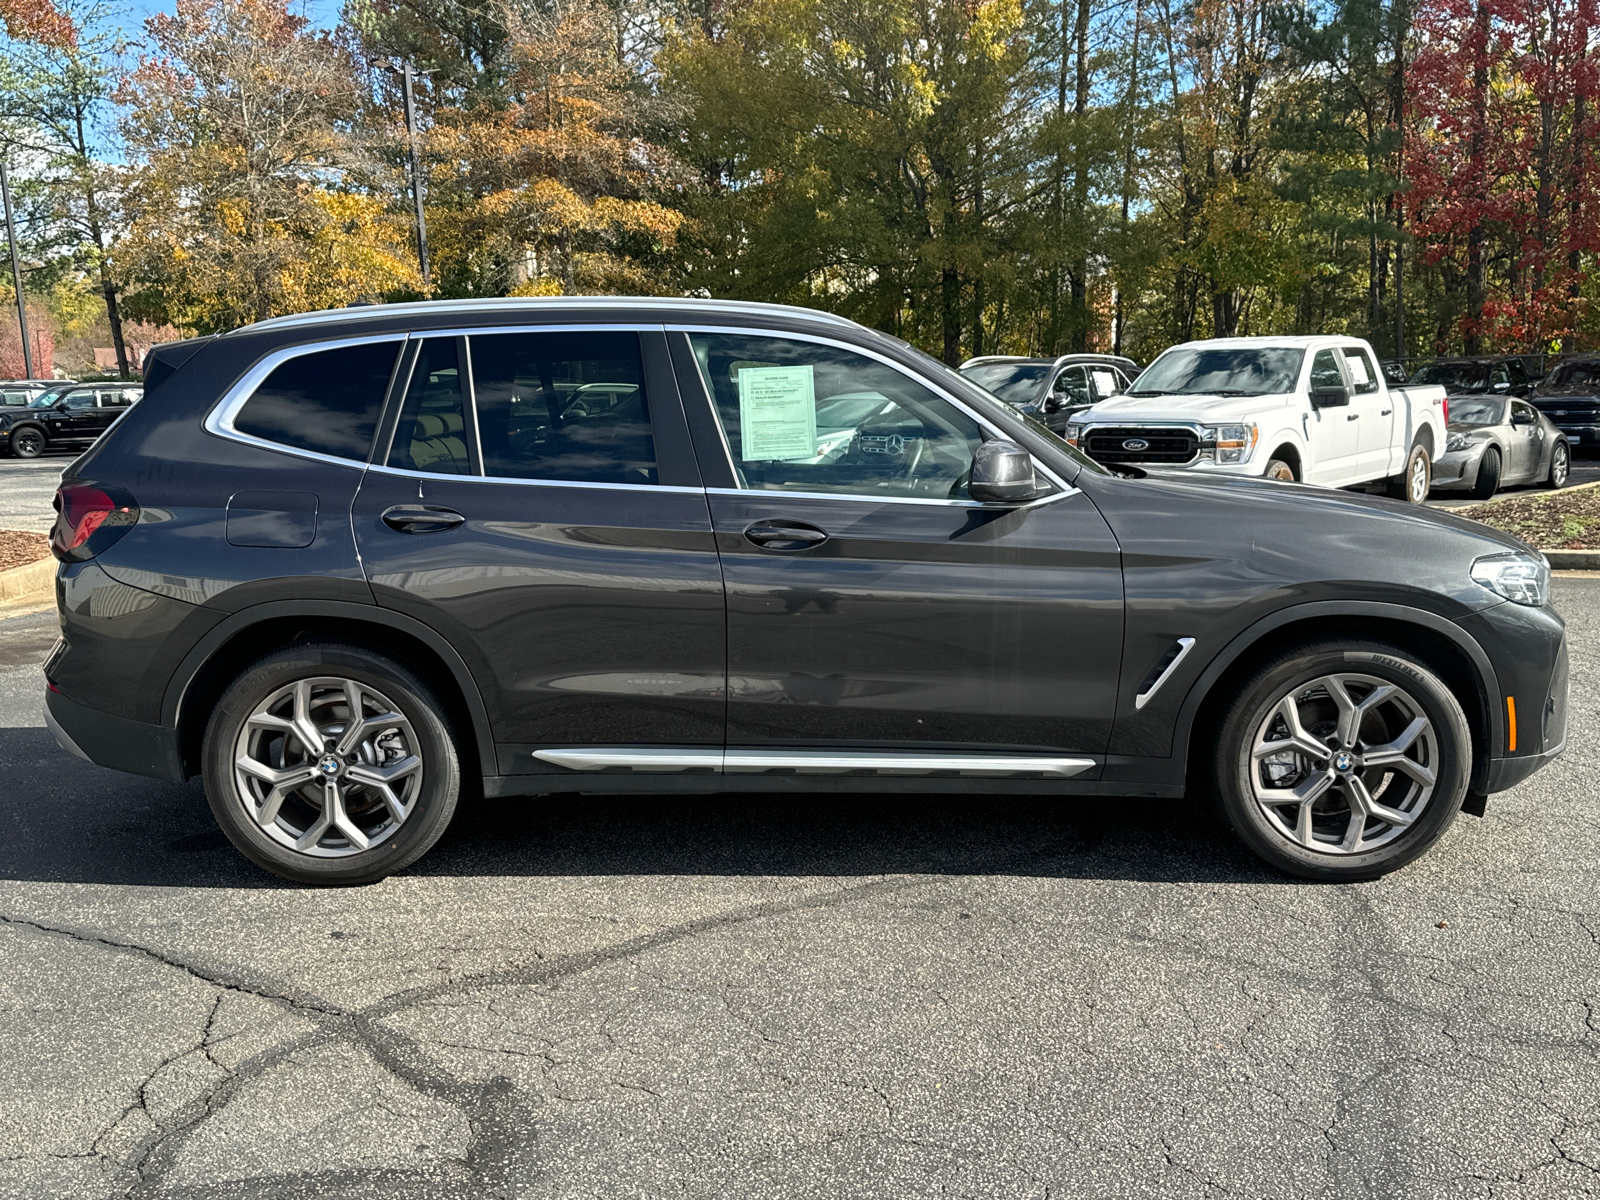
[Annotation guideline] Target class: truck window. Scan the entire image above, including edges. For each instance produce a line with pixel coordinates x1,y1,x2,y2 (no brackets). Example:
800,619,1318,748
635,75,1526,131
1309,350,1345,390
1341,348,1379,394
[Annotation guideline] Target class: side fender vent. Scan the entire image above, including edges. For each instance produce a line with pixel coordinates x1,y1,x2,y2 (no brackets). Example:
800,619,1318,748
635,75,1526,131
1135,637,1196,710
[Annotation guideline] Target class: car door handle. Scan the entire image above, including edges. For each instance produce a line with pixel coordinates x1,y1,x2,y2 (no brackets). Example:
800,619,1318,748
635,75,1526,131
1346,413,1360,421
381,504,465,534
744,520,828,550
1380,408,1392,416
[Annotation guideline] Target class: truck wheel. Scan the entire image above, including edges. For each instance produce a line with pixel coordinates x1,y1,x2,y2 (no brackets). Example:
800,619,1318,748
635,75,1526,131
1264,459,1297,482
1386,444,1431,503
1543,441,1569,489
1470,447,1501,500
1211,638,1470,881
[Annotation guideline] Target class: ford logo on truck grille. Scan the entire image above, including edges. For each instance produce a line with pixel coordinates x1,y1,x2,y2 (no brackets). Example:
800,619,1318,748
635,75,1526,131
1122,438,1150,452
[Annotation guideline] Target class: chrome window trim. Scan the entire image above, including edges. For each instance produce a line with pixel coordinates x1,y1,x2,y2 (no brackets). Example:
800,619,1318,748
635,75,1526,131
364,462,706,495
668,323,1077,500
204,332,411,469
705,485,1073,510
533,747,1097,777
1134,638,1196,710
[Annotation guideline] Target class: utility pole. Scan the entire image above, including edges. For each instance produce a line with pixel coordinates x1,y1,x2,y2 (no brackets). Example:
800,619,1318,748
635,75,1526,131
401,62,431,290
0,159,34,379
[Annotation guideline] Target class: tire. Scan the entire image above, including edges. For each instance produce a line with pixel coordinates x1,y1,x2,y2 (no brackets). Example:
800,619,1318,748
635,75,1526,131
1210,638,1470,882
1386,443,1432,502
1264,458,1297,482
1469,447,1501,500
10,425,45,458
1543,440,1570,489
202,641,462,885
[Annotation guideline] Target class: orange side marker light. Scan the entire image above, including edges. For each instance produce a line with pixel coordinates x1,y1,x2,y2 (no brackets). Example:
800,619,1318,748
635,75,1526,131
1506,696,1517,753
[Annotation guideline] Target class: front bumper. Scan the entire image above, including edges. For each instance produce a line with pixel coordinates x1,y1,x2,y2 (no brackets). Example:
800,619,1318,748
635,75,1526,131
1455,601,1568,794
1430,443,1489,489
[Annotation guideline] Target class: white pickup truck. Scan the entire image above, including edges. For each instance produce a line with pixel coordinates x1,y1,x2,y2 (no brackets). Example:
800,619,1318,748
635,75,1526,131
1063,336,1449,502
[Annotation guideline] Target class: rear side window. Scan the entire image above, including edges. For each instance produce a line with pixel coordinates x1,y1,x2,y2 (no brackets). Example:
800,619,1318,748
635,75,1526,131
388,338,471,475
233,340,401,461
1342,348,1379,394
471,330,656,485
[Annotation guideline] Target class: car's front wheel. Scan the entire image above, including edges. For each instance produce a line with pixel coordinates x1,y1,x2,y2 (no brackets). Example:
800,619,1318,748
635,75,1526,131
203,642,462,885
10,426,45,458
1470,447,1502,500
1211,639,1470,881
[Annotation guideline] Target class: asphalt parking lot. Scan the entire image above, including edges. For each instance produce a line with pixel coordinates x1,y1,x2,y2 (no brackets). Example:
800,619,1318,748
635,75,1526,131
1,567,1597,1198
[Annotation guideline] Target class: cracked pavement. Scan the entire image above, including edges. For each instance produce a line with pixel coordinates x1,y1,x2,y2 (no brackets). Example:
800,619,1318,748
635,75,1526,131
0,578,1596,1199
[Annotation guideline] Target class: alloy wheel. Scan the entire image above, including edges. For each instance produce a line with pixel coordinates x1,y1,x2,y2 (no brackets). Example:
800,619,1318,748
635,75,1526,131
1249,672,1438,855
1552,444,1570,487
232,676,424,857
13,429,43,457
1408,453,1429,502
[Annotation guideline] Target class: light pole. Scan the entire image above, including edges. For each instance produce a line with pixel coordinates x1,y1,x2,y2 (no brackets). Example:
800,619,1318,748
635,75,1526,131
400,62,431,290
0,159,34,379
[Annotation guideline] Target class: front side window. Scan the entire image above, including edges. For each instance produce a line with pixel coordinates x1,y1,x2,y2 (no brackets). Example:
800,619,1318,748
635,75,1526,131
63,389,97,410
1055,366,1091,405
471,330,656,485
690,332,985,500
233,340,401,461
1309,350,1345,390
389,338,471,475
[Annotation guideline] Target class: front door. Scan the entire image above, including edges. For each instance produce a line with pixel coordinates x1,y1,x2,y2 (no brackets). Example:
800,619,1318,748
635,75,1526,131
1306,348,1361,485
675,328,1124,759
352,327,726,771
1508,400,1544,481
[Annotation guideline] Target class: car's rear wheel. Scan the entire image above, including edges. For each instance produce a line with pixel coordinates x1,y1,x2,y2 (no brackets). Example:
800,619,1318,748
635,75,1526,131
203,642,461,885
1544,440,1570,489
1386,443,1432,502
11,426,45,458
1211,639,1470,881
1470,447,1501,500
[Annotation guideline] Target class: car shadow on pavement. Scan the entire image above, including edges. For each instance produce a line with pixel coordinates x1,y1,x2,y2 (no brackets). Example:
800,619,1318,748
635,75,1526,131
0,725,1290,889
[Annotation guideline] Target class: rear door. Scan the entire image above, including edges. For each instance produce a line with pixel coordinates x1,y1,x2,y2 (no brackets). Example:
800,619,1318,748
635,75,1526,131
672,326,1124,767
1341,345,1394,476
351,326,726,775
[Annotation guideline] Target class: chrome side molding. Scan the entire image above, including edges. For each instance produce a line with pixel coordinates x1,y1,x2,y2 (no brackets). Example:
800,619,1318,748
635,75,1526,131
1134,637,1197,710
532,748,1096,777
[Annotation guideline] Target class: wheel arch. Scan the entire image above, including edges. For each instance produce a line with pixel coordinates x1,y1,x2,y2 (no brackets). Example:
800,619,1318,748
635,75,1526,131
1263,439,1303,479
1175,601,1500,794
8,420,48,446
164,600,494,784
1413,421,1436,456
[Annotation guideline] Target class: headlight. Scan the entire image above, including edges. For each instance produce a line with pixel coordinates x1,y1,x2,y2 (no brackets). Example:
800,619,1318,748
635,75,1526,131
1063,422,1084,447
1446,432,1478,453
1203,423,1258,464
1470,552,1550,606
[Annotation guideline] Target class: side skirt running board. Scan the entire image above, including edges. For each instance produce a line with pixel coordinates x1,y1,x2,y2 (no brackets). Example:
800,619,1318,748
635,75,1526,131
531,747,1096,778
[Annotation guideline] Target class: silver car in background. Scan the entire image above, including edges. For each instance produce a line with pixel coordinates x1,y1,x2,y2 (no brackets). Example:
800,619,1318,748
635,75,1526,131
1431,396,1570,499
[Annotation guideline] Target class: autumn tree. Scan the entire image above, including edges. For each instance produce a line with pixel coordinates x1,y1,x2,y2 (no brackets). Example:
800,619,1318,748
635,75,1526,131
117,0,418,332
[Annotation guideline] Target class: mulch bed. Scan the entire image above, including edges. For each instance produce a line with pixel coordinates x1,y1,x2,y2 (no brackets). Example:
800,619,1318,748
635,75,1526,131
1458,483,1600,550
0,529,50,572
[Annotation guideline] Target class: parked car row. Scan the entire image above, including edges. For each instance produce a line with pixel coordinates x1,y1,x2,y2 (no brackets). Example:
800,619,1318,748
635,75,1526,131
960,342,1591,500
0,380,145,458
41,297,1567,888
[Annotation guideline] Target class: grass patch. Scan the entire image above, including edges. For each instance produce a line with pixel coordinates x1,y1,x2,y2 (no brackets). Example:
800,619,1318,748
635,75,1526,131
1457,483,1600,549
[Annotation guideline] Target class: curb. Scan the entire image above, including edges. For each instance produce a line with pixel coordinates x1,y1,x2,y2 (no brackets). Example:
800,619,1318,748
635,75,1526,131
1542,549,1600,570
0,554,55,605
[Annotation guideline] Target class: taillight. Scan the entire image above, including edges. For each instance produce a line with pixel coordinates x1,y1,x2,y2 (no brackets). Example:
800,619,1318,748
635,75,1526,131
1441,398,1449,425
51,483,139,562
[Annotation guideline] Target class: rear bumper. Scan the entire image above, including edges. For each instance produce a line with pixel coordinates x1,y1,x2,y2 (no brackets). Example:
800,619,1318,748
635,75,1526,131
44,686,186,783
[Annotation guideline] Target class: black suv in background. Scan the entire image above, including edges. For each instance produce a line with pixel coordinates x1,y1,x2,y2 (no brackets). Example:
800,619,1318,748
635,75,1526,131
44,299,1566,886
958,353,1138,433
1529,358,1600,454
0,382,144,457
1406,357,1536,398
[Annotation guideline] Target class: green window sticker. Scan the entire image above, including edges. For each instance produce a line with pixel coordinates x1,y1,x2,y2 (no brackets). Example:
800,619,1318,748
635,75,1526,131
738,364,817,461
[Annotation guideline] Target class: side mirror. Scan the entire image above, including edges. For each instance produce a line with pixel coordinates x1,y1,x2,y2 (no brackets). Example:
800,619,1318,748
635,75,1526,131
55,400,70,411
1310,385,1350,409
969,440,1040,504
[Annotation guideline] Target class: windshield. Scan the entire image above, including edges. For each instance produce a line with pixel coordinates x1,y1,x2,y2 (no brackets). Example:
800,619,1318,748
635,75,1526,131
26,388,69,408
1448,397,1505,427
815,393,894,429
1409,362,1488,390
1129,348,1305,397
1551,362,1600,388
958,362,1049,407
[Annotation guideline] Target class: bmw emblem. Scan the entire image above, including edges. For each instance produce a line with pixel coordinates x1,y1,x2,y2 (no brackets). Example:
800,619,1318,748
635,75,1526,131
1333,751,1353,772
1122,437,1150,452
